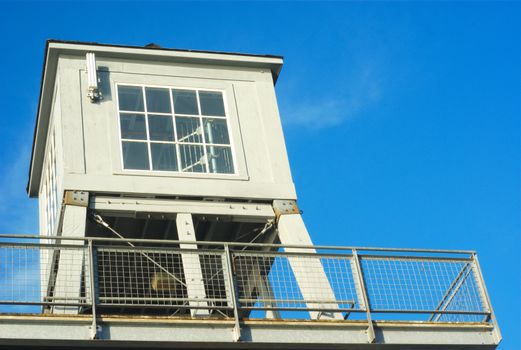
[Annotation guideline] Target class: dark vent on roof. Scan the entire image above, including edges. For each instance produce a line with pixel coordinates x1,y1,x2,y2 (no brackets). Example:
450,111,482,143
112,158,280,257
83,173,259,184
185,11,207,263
144,43,161,49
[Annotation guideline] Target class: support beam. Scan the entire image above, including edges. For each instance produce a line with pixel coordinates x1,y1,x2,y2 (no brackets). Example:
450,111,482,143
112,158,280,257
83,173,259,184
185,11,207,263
238,225,280,319
51,204,87,314
176,213,210,317
277,214,343,320
90,197,275,222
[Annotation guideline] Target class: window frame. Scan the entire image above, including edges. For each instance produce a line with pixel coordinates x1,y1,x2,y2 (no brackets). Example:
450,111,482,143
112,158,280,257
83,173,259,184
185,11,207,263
115,82,238,176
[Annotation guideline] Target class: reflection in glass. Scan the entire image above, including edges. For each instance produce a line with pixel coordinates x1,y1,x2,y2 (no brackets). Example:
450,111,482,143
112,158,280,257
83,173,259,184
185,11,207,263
176,117,202,143
118,86,144,111
151,143,178,171
145,87,171,113
120,114,147,140
122,142,149,170
172,89,199,115
199,91,225,116
203,118,230,145
148,115,174,141
207,146,234,174
179,145,206,173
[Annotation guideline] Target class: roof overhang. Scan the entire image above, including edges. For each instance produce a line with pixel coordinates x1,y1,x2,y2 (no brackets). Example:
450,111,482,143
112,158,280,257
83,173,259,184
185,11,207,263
26,40,284,197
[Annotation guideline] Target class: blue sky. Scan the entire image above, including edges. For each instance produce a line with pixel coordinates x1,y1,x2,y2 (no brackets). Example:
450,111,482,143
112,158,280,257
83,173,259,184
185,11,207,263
0,1,519,349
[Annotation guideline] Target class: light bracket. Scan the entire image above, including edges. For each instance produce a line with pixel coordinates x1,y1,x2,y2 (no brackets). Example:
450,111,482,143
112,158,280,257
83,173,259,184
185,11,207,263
86,52,102,102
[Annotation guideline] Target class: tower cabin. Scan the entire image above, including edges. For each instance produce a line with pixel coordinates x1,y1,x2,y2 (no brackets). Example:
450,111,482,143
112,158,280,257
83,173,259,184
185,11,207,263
0,40,500,350
28,40,330,318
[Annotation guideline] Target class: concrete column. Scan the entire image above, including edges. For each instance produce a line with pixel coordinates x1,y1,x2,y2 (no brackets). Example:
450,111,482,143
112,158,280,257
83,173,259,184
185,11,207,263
277,214,343,320
176,213,209,317
51,204,87,314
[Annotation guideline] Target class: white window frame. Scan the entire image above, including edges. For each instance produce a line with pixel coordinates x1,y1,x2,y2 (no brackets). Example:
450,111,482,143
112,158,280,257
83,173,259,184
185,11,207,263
115,83,238,176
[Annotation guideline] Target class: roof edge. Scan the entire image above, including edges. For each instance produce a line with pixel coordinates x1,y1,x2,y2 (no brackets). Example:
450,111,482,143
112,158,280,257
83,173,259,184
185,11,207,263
46,39,284,60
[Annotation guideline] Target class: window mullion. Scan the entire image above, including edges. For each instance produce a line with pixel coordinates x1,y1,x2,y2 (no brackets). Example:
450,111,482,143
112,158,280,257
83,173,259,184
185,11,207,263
195,90,209,173
142,86,153,171
170,88,182,172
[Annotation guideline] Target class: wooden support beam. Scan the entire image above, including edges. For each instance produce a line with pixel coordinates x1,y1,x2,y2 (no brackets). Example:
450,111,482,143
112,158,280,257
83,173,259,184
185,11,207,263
277,214,343,320
176,213,210,317
52,204,87,314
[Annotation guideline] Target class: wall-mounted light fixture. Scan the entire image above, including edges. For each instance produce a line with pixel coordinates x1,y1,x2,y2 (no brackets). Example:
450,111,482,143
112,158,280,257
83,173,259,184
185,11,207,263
86,52,102,102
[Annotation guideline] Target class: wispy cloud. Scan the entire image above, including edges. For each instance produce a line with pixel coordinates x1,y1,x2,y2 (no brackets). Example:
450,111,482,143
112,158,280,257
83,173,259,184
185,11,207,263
280,61,383,130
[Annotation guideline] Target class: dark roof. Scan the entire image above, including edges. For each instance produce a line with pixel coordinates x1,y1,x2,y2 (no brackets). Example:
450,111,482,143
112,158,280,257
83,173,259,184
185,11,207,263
46,39,284,60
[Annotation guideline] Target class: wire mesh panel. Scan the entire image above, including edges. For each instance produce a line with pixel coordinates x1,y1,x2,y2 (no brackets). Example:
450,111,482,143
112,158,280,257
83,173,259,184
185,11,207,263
96,247,231,313
0,242,91,314
321,256,361,312
360,256,487,321
232,252,359,319
0,236,494,325
233,252,304,310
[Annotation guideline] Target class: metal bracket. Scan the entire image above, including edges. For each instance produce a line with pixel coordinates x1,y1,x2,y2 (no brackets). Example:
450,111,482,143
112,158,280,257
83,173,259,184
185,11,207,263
63,191,89,207
272,200,299,220
87,86,102,102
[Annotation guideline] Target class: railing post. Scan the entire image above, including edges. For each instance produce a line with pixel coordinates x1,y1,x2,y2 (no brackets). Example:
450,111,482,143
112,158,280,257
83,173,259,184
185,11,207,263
224,244,241,342
87,240,99,339
351,249,375,343
472,253,502,342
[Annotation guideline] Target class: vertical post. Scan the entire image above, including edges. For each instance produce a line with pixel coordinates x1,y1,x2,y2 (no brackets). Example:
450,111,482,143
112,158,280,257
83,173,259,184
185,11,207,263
472,253,502,343
224,244,241,342
176,213,209,316
51,202,87,314
351,249,375,343
87,240,98,339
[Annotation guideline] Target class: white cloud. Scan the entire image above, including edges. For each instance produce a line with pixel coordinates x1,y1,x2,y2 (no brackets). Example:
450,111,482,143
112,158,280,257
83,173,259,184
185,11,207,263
280,62,383,129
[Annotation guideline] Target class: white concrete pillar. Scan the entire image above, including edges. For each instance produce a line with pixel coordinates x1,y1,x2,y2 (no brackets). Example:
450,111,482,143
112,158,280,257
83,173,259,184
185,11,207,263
277,214,343,320
176,213,209,317
52,204,87,314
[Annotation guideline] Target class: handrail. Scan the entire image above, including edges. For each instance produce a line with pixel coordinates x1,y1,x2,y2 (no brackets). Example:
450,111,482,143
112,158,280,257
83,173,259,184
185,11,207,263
0,234,476,255
0,234,495,342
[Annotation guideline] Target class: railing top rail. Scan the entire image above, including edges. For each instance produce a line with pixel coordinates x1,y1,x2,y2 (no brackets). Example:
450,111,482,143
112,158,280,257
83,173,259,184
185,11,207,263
0,234,476,255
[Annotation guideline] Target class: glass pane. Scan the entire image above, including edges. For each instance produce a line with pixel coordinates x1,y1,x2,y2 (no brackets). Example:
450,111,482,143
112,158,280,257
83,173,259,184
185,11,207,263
203,118,230,145
179,145,206,173
207,146,234,174
172,89,199,115
120,113,147,140
176,117,203,143
199,91,225,116
145,87,171,113
151,143,178,171
122,141,149,170
118,86,144,112
148,115,174,141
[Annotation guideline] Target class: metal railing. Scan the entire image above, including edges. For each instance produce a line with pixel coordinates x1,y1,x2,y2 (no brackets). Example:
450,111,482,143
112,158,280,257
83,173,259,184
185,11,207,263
0,235,496,332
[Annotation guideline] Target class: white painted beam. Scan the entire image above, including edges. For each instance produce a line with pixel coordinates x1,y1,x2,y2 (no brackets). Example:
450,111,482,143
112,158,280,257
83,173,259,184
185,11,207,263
176,213,210,317
51,205,87,314
90,196,275,221
277,214,343,320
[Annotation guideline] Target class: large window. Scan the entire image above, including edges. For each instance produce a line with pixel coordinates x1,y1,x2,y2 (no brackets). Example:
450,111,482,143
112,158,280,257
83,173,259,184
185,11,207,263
117,84,235,174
